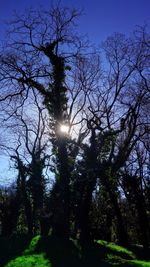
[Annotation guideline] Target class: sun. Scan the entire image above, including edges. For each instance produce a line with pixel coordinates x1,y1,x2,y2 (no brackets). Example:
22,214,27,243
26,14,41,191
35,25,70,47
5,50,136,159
60,124,69,134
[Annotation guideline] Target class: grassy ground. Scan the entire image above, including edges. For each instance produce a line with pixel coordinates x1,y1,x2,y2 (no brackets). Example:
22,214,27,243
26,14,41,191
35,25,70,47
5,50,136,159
0,235,149,267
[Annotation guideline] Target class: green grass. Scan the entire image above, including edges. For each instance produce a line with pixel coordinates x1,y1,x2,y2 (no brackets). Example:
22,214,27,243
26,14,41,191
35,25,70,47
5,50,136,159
24,235,41,254
97,239,136,259
0,234,32,266
105,254,150,266
96,240,150,267
5,254,51,267
0,236,150,267
127,260,150,267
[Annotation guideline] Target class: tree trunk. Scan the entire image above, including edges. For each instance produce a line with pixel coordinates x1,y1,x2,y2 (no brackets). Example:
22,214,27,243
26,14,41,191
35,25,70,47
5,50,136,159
79,129,97,245
79,184,94,245
102,173,128,246
110,192,128,245
135,193,149,249
52,139,70,239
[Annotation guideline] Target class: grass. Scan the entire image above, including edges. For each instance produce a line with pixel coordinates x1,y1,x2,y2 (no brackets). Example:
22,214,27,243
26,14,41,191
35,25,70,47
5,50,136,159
5,254,51,267
96,240,150,267
24,235,41,254
97,239,136,259
0,234,32,266
0,235,150,267
127,260,150,267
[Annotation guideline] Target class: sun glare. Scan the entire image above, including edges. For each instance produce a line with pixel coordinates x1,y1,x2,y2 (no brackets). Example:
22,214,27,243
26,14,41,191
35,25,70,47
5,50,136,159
60,124,69,133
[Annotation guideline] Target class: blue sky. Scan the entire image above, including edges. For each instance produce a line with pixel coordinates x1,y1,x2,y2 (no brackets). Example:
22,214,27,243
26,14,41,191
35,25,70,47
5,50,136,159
0,0,150,43
0,0,149,185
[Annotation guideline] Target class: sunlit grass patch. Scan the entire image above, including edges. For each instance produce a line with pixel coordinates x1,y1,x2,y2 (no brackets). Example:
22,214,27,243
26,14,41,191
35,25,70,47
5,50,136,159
97,240,135,259
5,254,51,267
104,253,150,267
97,242,150,267
0,234,32,267
24,235,41,254
127,260,150,267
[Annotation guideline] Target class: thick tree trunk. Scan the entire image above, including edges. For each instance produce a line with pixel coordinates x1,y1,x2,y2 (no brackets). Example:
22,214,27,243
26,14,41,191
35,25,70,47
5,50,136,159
78,129,97,245
79,184,94,245
52,139,70,239
43,43,70,240
24,195,33,235
21,176,33,235
135,194,149,249
110,193,128,245
102,173,128,246
124,175,149,249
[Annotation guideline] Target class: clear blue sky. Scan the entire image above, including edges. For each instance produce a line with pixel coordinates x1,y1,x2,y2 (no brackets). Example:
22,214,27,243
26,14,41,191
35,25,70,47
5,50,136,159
0,0,150,43
0,0,149,185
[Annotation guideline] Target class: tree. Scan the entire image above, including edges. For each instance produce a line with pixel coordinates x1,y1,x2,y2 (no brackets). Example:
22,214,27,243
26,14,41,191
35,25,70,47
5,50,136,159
0,185,20,235
120,143,150,248
0,4,149,247
0,90,49,235
71,28,150,245
0,4,85,239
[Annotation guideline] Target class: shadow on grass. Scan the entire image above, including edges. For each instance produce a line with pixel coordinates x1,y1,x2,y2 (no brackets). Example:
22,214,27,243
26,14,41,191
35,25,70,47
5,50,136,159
27,236,113,267
128,245,150,261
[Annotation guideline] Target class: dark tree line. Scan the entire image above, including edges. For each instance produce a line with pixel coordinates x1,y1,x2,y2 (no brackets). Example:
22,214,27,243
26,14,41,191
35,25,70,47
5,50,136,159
0,4,149,249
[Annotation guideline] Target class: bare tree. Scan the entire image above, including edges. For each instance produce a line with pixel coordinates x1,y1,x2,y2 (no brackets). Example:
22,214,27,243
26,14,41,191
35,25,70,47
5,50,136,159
0,2,149,246
0,4,87,239
0,90,49,235
71,28,150,245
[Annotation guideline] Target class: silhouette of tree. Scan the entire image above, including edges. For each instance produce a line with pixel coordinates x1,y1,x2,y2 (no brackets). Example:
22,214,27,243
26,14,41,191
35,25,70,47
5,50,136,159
0,4,149,247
